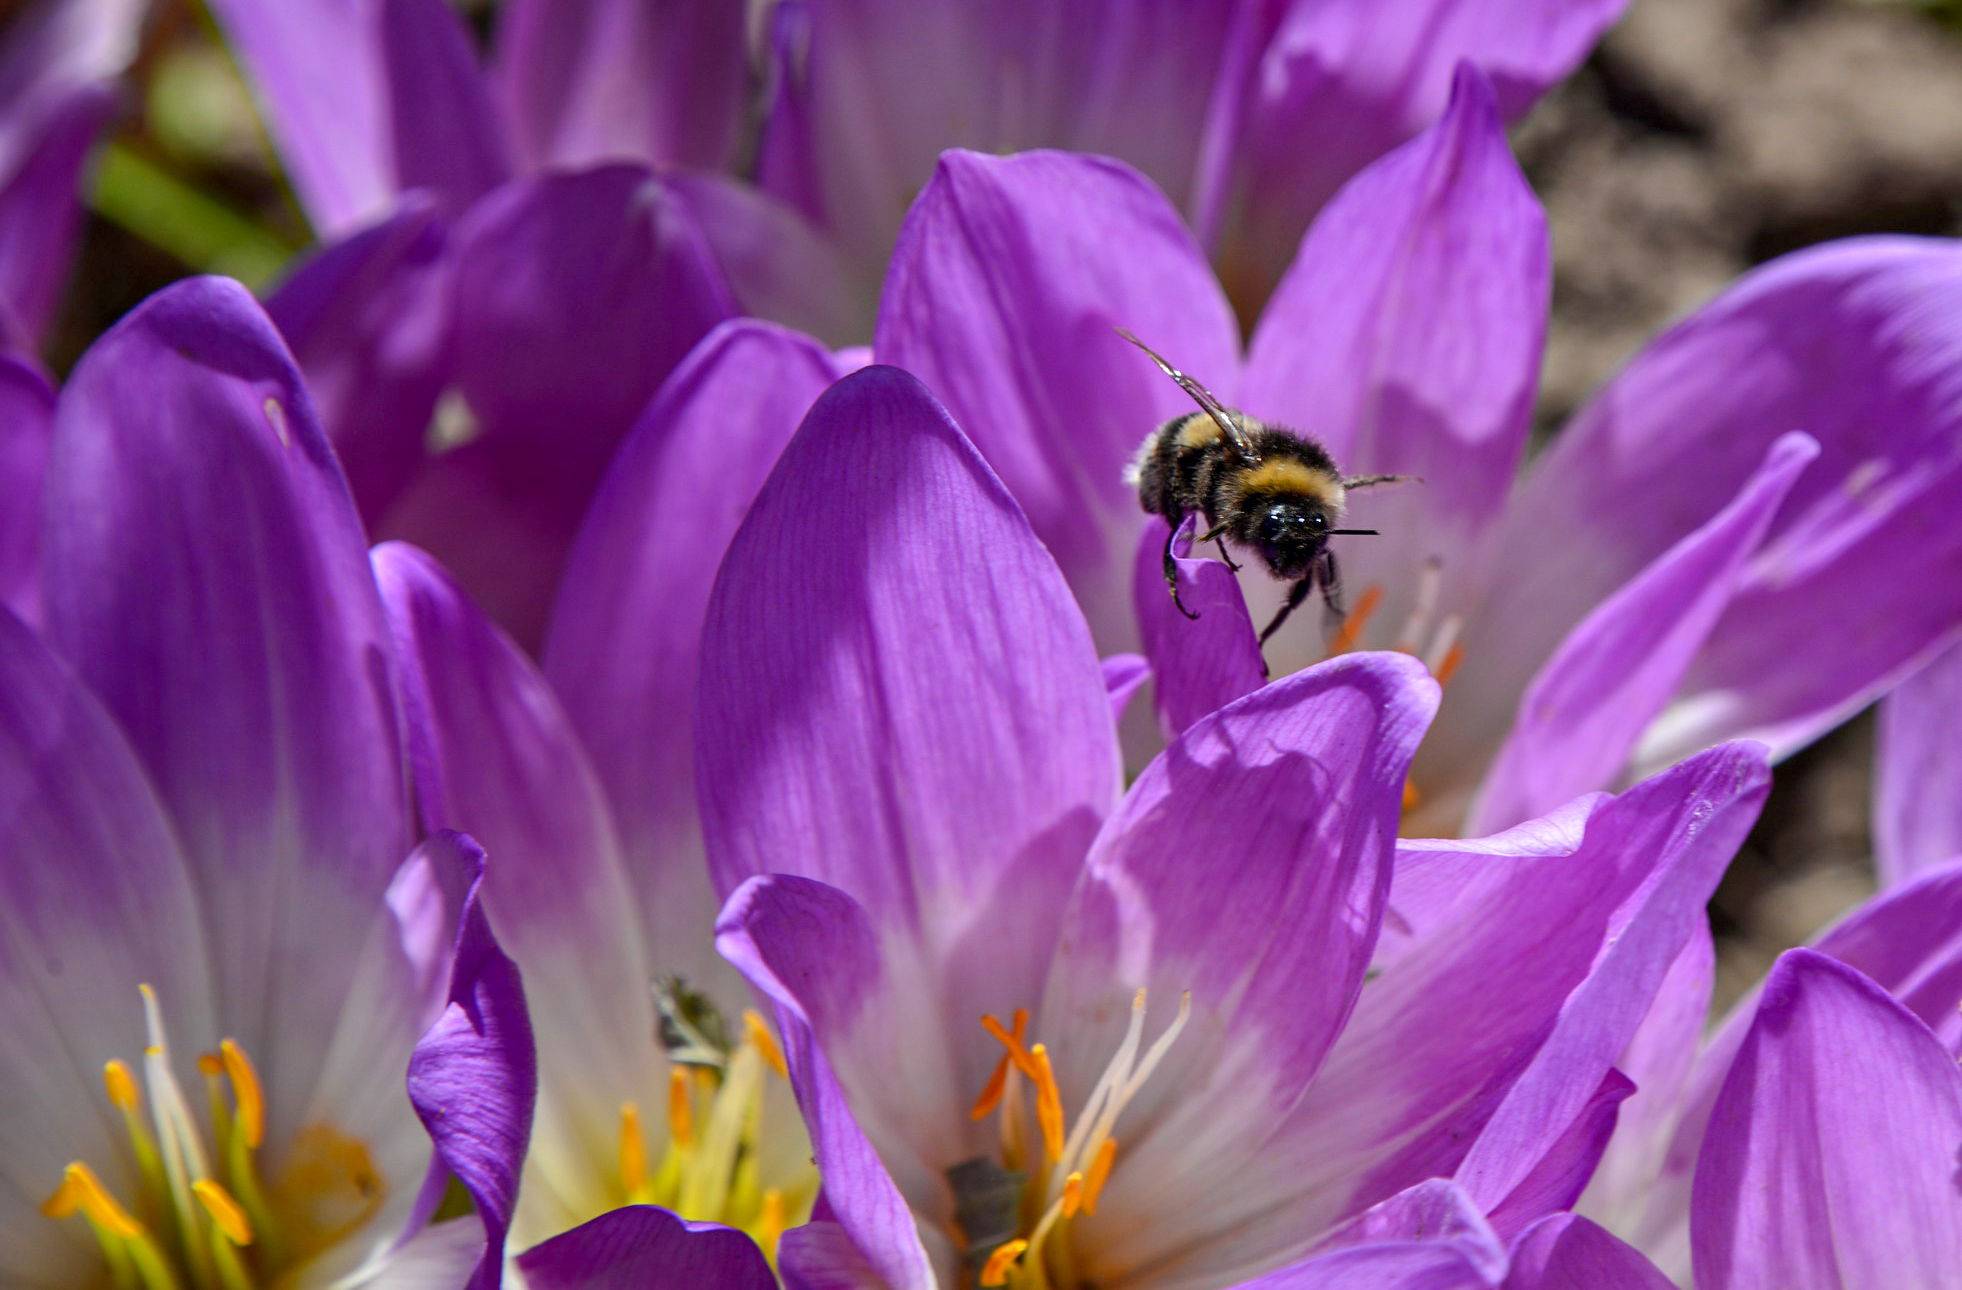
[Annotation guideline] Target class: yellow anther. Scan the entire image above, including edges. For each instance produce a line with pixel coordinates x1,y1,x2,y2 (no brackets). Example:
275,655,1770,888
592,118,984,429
1060,1170,1084,1220
1402,779,1420,812
197,1052,224,1078
743,1010,789,1079
1330,584,1384,656
981,1010,1037,1077
619,1102,647,1196
61,1162,144,1238
980,1238,1029,1287
38,1169,81,1219
1081,1138,1116,1216
970,1054,1012,1121
757,1188,787,1257
1029,1044,1064,1163
668,1067,695,1150
192,1178,254,1245
220,1040,264,1149
104,1059,140,1111
1434,641,1466,688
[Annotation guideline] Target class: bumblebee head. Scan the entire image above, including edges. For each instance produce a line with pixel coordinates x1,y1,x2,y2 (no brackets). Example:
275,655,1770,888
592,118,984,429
1251,499,1332,579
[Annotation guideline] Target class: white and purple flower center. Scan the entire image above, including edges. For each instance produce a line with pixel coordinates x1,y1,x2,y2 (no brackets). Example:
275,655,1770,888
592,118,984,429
608,1004,809,1264
962,988,1191,1289
40,985,382,1290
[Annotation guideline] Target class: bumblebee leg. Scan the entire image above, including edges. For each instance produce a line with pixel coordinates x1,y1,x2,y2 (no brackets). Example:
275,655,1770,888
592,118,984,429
1215,539,1241,573
1258,576,1314,648
1163,518,1199,620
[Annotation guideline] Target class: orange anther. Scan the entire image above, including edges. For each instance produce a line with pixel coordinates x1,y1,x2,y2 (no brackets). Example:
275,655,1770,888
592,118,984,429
1030,1044,1064,1162
1434,641,1466,688
1330,584,1384,656
668,1068,695,1150
743,1010,789,1079
220,1039,265,1149
981,1010,1037,1078
1081,1138,1117,1215
1060,1170,1085,1219
103,1060,140,1111
619,1102,647,1194
970,1055,1012,1121
980,1238,1029,1287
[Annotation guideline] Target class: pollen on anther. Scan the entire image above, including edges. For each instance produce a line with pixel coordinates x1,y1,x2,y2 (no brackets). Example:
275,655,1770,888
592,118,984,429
63,1162,143,1238
1434,641,1466,688
1081,1138,1117,1215
220,1039,265,1149
970,1054,1011,1121
618,1102,647,1195
103,1060,140,1111
982,1012,1038,1078
980,1237,1030,1287
668,1067,695,1150
192,1179,254,1245
1060,1170,1085,1219
196,1052,224,1078
743,1009,789,1079
1029,1044,1065,1162
1330,584,1384,656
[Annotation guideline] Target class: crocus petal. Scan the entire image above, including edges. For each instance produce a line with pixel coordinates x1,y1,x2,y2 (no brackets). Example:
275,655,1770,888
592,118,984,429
1691,950,1962,1290
374,541,653,1241
0,608,215,1287
492,0,745,173
1037,653,1436,1286
363,1216,489,1289
874,148,1239,651
1502,1214,1673,1290
668,171,870,346
264,198,452,528
0,83,113,346
776,1219,888,1290
755,0,1248,280
696,364,1116,1024
545,319,841,996
388,165,735,646
518,1206,776,1290
1467,434,1815,834
1875,636,1962,885
40,276,410,1129
405,831,537,1290
1102,652,1151,725
1320,1178,1507,1282
716,875,941,1290
0,351,53,621
1219,0,1626,309
1231,1244,1495,1290
1237,743,1764,1257
206,0,392,235
1241,65,1547,681
1481,1069,1632,1243
1132,515,1264,738
1475,237,1962,775
381,0,510,219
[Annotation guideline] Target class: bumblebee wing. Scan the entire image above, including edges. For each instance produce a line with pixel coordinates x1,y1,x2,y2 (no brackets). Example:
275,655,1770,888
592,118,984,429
1116,327,1260,461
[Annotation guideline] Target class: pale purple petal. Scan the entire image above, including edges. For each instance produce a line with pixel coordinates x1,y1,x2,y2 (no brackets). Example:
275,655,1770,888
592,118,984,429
1467,434,1815,834
1472,237,1962,774
696,364,1116,1022
388,165,735,645
264,197,452,528
1102,652,1150,725
1132,515,1264,739
874,148,1239,652
1691,950,1962,1290
1481,1069,1632,1242
1232,1244,1495,1290
1242,65,1547,679
716,875,940,1290
0,609,214,1287
755,0,1247,280
1234,743,1764,1254
40,276,409,1120
381,0,511,219
1319,1179,1506,1282
544,320,840,997
493,0,745,173
363,1216,489,1289
207,0,393,235
1039,653,1437,1286
1502,1214,1673,1290
668,171,870,346
0,83,112,346
0,352,53,621
776,1220,887,1290
518,1206,775,1290
1220,1,1626,306
1875,636,1962,885
374,541,655,1233
405,831,537,1290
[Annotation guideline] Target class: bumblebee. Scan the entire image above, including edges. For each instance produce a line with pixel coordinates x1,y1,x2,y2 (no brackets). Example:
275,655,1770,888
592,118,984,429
1119,329,1409,646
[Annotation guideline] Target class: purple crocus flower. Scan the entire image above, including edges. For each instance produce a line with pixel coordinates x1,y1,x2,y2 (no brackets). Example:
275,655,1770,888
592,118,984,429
1,277,533,1289
867,66,1962,835
1874,636,1962,886
696,359,1771,1289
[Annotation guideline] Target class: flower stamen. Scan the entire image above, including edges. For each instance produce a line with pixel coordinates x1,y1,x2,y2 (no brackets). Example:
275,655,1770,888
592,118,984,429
1330,584,1384,655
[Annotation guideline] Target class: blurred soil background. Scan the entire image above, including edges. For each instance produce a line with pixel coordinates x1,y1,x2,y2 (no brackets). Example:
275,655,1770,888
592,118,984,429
34,0,1962,1011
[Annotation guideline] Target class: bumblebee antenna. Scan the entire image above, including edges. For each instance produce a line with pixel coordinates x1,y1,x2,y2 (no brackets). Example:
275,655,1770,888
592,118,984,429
1327,528,1379,536
1115,327,1260,461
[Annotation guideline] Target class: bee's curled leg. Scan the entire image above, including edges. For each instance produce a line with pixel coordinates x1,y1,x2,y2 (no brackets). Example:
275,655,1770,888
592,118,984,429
1163,518,1199,620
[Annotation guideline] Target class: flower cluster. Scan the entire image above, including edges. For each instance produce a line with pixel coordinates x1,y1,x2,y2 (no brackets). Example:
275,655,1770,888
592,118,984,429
4,1,1962,1289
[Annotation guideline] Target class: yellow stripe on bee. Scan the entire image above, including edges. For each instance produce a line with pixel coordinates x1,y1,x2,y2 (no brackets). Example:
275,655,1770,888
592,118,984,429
1239,458,1342,504
1173,413,1223,449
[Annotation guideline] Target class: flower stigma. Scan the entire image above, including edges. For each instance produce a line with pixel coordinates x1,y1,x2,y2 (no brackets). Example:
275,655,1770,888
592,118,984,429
612,988,808,1265
39,984,383,1290
957,988,1192,1289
